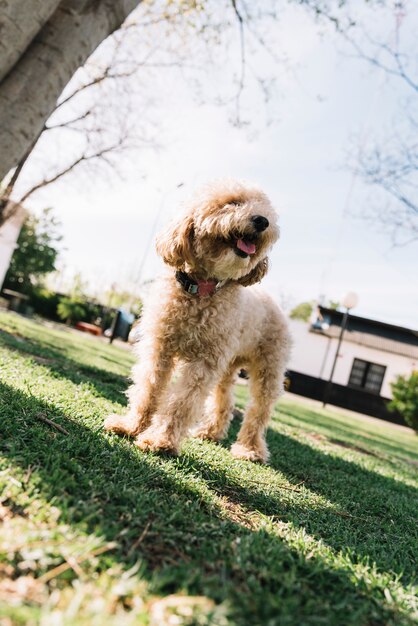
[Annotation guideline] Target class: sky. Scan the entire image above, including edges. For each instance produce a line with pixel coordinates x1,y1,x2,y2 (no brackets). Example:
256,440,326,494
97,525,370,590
20,0,418,328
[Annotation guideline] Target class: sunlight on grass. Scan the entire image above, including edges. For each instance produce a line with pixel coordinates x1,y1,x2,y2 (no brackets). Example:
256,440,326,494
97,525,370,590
0,311,417,625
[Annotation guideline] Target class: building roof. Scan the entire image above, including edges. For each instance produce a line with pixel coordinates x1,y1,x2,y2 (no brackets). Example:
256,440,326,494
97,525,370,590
311,306,418,360
313,325,418,360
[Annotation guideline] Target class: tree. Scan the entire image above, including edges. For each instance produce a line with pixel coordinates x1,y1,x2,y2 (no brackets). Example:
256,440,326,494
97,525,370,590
328,300,340,310
105,287,143,316
57,273,90,325
389,371,418,432
345,1,418,244
0,31,155,225
3,208,62,294
0,0,140,185
0,1,363,225
289,301,315,322
57,297,88,326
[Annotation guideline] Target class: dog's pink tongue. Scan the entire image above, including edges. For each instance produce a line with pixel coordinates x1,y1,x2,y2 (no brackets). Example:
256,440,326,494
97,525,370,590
237,239,256,255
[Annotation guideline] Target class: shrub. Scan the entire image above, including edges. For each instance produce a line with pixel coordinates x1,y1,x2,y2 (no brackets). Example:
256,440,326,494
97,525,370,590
57,296,88,325
29,287,61,320
3,208,61,295
389,371,418,432
289,301,314,322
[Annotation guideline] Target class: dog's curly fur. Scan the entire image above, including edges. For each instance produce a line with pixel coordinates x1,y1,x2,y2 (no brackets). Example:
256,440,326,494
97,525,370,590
105,180,291,463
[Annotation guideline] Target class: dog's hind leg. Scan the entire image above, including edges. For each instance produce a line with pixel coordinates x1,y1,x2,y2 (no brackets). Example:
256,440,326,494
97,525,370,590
231,327,290,463
193,363,237,441
230,369,278,463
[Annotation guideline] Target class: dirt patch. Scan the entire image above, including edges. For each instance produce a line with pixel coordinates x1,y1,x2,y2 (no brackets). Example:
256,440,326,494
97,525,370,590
303,431,382,459
302,431,418,468
218,495,259,530
0,499,27,520
329,438,378,457
33,355,57,365
149,594,217,626
0,575,46,606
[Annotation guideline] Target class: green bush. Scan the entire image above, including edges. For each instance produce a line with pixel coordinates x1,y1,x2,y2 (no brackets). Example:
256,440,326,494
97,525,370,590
57,296,88,325
389,371,418,432
3,208,61,295
289,301,314,322
29,287,61,320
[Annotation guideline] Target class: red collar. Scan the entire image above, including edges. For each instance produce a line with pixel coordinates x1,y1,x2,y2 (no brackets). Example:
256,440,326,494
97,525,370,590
175,271,224,297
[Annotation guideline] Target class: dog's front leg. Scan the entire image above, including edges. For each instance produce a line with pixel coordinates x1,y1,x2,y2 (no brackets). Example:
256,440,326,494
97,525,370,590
134,360,216,455
104,342,174,437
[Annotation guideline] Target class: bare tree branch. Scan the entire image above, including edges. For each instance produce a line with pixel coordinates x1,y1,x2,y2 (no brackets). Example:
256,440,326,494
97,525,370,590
18,137,127,205
3,0,362,222
343,2,418,245
55,68,138,111
231,1,246,125
343,32,418,93
0,130,44,225
45,110,93,131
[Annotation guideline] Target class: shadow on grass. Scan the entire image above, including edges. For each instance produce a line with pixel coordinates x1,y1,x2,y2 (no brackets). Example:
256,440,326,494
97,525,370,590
277,403,418,462
0,328,128,406
188,420,417,583
0,381,416,625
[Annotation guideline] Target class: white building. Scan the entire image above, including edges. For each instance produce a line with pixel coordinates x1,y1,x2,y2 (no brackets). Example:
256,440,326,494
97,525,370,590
287,306,418,422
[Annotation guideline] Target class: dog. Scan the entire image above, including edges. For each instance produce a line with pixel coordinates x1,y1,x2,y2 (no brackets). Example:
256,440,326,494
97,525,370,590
104,180,291,463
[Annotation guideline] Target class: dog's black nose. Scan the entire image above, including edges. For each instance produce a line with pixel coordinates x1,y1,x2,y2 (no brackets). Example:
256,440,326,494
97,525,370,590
251,215,269,232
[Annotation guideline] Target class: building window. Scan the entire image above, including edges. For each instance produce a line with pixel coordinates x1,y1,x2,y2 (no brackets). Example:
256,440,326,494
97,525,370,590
348,358,386,394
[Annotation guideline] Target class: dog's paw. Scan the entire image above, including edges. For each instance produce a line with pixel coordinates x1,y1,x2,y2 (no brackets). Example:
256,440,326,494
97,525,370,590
134,430,179,456
104,413,141,437
230,442,268,464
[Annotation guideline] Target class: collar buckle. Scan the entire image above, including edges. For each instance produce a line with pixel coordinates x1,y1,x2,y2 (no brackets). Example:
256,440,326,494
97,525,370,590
187,283,198,295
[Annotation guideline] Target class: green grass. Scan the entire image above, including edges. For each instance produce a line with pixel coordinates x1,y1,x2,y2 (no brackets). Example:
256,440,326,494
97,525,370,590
0,310,417,625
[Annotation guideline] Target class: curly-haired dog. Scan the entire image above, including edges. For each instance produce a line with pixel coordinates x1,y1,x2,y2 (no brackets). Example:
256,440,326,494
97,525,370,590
105,181,291,463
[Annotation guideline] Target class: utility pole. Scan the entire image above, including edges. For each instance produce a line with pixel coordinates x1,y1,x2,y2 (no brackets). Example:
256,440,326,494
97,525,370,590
323,292,358,408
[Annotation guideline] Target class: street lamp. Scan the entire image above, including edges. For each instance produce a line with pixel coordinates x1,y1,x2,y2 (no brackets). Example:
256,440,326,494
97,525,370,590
322,292,359,408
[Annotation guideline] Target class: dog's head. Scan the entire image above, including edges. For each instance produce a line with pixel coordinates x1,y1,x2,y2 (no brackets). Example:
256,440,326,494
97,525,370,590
156,180,279,286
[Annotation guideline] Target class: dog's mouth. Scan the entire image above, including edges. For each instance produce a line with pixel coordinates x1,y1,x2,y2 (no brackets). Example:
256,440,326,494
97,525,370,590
229,233,258,258
235,238,257,257
221,231,260,258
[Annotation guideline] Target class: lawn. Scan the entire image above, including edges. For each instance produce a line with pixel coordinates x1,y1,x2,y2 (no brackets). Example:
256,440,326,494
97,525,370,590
0,310,417,626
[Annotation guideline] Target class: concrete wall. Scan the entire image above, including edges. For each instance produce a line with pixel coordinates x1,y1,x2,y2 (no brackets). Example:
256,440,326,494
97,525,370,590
0,207,25,289
288,319,417,398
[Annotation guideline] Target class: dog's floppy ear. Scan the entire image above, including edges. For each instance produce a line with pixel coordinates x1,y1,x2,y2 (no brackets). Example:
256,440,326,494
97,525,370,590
237,257,269,287
155,214,195,268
